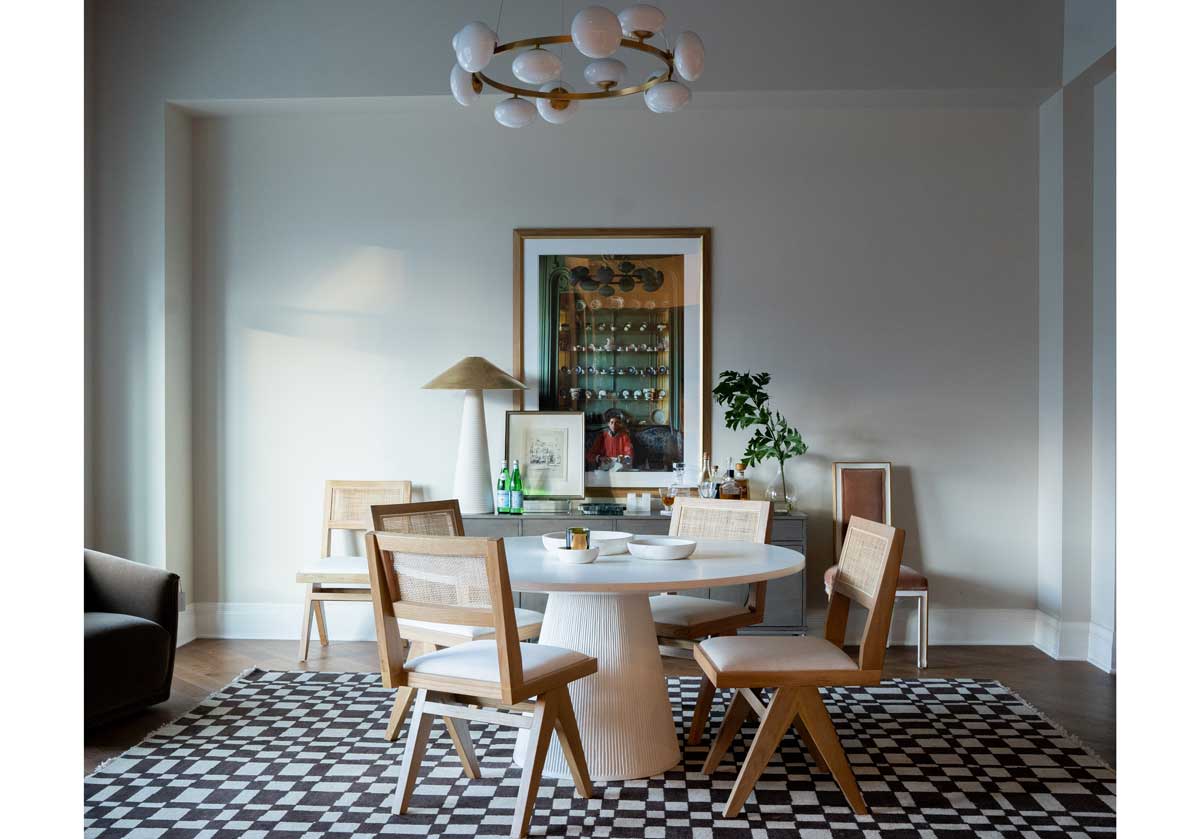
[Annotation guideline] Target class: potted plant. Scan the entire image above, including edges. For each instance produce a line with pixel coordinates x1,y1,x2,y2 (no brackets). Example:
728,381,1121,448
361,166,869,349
713,370,808,513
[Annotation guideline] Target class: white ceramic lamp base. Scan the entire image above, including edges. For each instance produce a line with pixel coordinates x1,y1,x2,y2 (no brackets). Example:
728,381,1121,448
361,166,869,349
453,388,494,515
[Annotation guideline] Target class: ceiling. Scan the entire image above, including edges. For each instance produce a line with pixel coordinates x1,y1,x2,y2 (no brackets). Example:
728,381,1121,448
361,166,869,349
88,1,1065,102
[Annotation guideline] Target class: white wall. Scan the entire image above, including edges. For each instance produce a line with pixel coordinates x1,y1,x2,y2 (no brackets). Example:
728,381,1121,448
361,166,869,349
87,0,1071,647
1090,74,1116,669
184,98,1039,638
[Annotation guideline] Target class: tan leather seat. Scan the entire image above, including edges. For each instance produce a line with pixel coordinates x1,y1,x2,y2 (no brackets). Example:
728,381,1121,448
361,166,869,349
824,562,927,592
649,594,751,627
696,635,859,688
406,640,591,683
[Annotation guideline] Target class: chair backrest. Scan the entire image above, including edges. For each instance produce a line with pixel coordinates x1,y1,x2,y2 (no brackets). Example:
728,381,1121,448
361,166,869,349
832,462,891,561
321,480,412,557
669,497,772,543
371,499,464,537
365,531,522,700
824,515,905,672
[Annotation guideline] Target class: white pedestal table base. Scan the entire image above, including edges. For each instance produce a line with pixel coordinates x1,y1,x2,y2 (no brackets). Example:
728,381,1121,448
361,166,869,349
514,591,681,781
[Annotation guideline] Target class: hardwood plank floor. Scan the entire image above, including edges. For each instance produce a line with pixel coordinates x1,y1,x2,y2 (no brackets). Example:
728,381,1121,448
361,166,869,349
84,640,1115,774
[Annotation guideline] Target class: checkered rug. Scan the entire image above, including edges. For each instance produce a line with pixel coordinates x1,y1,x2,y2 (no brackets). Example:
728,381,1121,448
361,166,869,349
84,671,1115,838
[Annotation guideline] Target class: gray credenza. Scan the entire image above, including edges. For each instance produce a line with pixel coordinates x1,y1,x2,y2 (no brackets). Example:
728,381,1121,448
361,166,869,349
462,511,808,633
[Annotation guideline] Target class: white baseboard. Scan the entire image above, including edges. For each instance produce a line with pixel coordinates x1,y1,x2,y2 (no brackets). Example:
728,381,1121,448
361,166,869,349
177,604,197,647
807,605,1036,646
194,600,376,641
1087,623,1115,673
1032,611,1112,671
192,600,1117,673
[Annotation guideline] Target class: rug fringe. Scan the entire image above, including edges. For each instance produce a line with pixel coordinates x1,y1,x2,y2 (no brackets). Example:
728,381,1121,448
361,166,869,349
86,667,267,778
1003,684,1115,772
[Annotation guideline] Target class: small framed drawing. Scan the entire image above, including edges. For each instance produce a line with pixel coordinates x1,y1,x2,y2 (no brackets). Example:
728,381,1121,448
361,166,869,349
504,411,586,499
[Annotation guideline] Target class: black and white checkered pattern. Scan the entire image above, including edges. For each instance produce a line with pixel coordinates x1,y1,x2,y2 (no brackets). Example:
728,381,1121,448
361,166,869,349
85,671,1115,837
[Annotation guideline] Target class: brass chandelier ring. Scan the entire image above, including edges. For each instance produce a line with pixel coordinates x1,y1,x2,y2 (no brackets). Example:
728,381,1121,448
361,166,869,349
474,35,673,101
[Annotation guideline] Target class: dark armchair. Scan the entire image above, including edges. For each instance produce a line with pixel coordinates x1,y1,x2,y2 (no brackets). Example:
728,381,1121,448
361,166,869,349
84,549,180,726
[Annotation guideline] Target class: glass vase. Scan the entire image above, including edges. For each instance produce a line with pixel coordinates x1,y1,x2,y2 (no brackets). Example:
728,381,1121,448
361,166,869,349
766,461,796,514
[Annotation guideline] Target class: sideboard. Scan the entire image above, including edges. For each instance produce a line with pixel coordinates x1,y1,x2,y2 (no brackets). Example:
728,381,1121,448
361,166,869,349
462,511,807,633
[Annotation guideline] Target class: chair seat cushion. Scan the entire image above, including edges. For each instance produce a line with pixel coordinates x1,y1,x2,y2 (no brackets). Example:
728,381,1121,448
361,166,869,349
696,635,858,686
823,563,927,593
85,612,171,721
650,594,751,628
296,555,369,585
406,640,591,683
398,607,543,639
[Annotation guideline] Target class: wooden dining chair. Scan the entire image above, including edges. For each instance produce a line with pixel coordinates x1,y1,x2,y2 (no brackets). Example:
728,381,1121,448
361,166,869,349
366,531,596,838
695,516,905,816
294,480,412,661
648,497,773,745
370,499,543,742
822,462,929,667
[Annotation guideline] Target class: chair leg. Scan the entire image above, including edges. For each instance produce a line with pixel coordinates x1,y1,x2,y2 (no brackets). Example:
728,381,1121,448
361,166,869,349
722,686,801,818
918,592,929,669
394,690,433,815
313,596,330,647
512,693,557,838
444,716,481,779
791,712,830,773
298,585,316,661
702,688,752,774
384,687,415,742
687,675,717,746
551,687,593,800
794,686,867,814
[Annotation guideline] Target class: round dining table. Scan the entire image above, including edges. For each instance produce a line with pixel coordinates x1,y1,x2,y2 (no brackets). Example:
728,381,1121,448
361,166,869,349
503,535,805,781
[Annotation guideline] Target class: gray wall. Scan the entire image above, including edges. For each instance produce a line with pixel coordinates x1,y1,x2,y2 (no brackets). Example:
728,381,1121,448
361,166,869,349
185,100,1039,630
86,0,1072,644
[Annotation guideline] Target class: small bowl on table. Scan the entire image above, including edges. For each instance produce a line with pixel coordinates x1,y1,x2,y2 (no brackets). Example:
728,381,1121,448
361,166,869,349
542,530,633,556
553,546,600,565
627,536,698,561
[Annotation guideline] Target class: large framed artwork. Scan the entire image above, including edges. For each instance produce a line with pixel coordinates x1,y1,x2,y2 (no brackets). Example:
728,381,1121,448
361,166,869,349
504,410,587,499
513,228,711,494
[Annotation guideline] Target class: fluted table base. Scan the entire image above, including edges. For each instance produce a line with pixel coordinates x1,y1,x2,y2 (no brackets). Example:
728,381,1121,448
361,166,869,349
514,592,681,781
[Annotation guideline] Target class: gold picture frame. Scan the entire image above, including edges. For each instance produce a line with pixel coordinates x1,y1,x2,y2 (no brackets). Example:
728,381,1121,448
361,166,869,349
513,228,712,496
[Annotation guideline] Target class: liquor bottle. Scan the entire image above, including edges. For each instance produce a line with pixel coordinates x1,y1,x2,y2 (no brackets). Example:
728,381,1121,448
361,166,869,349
734,462,750,499
720,457,741,499
509,459,525,515
495,460,510,514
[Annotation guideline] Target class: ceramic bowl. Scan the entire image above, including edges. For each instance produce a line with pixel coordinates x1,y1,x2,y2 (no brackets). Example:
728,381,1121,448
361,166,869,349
554,546,599,564
542,530,634,555
627,536,697,561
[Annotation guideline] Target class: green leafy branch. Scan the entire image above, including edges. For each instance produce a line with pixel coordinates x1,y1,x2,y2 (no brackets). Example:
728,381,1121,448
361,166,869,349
713,371,808,500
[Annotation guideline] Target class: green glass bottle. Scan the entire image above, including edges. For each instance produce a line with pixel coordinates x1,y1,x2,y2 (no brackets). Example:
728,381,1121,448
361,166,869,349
495,460,510,514
509,459,524,515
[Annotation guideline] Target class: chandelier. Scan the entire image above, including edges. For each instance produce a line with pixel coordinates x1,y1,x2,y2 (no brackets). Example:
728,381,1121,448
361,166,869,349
451,4,705,127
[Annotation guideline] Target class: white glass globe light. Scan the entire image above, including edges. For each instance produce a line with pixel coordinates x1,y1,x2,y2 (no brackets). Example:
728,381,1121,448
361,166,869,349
453,20,496,73
571,6,623,58
644,79,690,113
583,58,627,89
450,64,481,107
536,82,579,124
494,96,536,127
672,30,705,81
618,4,666,39
512,47,563,85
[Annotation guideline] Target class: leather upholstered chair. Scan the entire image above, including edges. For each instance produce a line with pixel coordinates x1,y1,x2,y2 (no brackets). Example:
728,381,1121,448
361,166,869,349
823,462,929,667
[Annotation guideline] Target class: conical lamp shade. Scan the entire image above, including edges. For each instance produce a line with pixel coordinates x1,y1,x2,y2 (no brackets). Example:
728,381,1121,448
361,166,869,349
423,356,527,391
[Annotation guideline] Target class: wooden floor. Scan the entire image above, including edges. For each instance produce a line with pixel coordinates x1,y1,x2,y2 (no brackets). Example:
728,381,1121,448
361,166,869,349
85,640,1116,774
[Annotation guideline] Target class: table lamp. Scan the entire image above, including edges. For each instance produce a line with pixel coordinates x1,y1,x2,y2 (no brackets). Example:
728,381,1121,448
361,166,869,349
423,356,527,514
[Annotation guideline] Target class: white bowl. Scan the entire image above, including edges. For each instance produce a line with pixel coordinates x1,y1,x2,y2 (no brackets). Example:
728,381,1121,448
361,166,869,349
542,530,633,556
627,536,697,561
554,546,599,565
